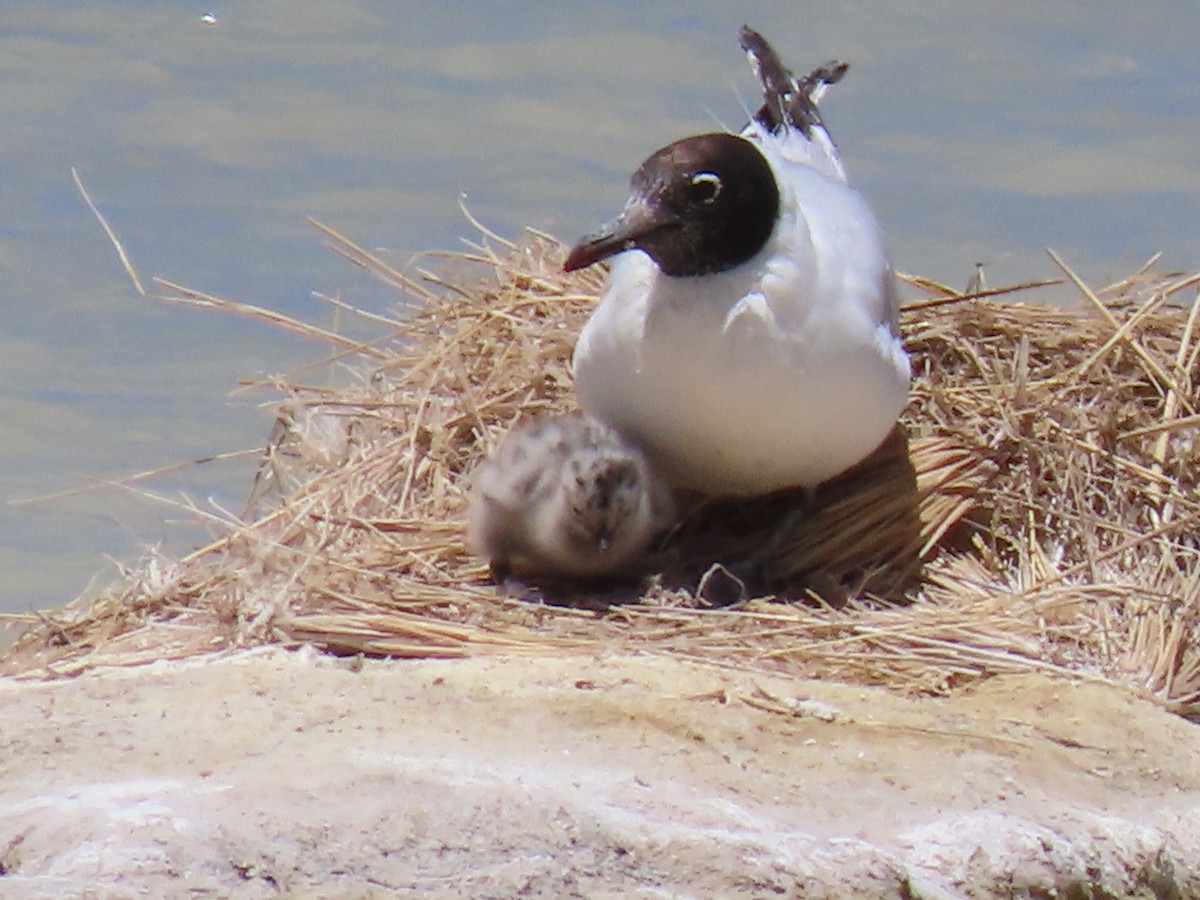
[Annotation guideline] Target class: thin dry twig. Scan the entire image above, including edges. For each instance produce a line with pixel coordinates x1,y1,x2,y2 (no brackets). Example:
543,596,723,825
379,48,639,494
72,166,147,297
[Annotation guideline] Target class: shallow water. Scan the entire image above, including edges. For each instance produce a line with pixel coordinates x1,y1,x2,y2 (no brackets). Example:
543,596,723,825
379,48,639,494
2,1,1198,613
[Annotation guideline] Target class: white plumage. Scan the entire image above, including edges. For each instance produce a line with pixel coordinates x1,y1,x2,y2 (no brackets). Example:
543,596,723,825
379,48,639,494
566,27,910,496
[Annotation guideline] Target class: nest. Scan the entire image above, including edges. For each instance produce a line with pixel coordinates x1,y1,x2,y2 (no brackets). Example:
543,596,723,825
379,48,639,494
3,219,1199,720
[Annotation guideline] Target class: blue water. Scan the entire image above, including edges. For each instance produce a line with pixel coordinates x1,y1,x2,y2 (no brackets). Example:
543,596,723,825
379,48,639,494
3,1,1199,611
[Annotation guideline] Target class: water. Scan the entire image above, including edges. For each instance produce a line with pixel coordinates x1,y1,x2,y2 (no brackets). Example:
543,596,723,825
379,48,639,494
3,1,1199,613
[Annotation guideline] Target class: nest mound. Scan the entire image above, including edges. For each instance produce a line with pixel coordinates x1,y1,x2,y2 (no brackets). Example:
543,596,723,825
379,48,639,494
4,222,1199,718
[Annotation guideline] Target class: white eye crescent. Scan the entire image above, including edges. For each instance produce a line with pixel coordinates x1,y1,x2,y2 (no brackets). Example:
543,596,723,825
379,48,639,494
691,172,722,203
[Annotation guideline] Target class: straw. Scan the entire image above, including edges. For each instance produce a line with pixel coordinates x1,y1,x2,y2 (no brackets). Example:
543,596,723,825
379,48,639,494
5,222,1198,721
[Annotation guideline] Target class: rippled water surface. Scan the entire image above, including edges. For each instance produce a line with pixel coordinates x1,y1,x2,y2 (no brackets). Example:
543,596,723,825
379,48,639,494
3,2,1199,611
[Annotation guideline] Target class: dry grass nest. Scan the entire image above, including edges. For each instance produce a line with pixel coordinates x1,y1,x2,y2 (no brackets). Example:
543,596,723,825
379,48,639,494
4,218,1200,720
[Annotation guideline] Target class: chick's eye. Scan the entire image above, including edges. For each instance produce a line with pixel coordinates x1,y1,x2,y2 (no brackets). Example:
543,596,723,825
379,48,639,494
689,172,722,203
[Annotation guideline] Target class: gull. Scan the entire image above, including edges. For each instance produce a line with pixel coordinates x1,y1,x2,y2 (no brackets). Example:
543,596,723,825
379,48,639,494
564,26,910,495
467,414,675,580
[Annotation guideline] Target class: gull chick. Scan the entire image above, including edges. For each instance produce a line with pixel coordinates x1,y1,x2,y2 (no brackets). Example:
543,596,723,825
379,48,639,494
565,26,911,495
467,414,675,580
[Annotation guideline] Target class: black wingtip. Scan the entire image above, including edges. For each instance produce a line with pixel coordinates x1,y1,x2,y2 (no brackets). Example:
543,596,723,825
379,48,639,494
739,25,849,137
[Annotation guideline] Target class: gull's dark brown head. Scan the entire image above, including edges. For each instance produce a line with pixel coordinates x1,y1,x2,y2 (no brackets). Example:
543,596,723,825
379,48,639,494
563,132,779,278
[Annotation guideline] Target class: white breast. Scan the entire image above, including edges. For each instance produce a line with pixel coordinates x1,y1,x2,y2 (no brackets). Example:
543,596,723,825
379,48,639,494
572,133,910,496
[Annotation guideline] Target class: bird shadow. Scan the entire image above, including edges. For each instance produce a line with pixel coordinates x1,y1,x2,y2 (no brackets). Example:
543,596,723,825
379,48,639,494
660,425,926,607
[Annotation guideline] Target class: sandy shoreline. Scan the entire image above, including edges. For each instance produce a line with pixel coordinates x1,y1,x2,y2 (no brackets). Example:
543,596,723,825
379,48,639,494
1,647,1197,898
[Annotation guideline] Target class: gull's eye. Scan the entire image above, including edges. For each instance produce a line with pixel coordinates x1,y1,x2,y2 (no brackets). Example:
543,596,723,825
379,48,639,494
689,172,722,204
